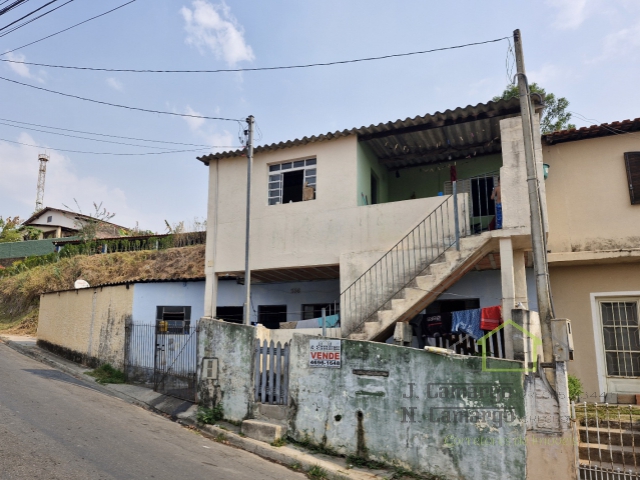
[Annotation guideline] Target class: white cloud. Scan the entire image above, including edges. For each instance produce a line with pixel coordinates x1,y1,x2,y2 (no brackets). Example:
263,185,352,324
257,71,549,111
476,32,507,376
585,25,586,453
4,52,45,82
528,64,563,85
546,0,590,29
106,77,124,91
181,105,235,153
180,0,254,65
0,133,141,227
587,19,640,63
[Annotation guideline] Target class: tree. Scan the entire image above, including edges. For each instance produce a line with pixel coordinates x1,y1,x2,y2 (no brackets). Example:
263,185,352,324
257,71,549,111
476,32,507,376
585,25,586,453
62,200,117,242
0,216,40,243
492,83,576,134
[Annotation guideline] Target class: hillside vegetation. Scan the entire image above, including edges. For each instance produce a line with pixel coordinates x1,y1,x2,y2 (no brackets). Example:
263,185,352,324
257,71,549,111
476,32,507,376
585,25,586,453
0,245,205,335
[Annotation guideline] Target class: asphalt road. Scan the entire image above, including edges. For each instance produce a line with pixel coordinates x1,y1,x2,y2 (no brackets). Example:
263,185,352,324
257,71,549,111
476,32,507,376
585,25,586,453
0,342,305,480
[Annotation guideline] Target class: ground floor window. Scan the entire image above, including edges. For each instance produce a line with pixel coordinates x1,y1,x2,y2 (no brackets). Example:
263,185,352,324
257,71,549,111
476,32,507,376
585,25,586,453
156,306,191,334
216,306,244,324
258,305,287,329
301,303,338,320
600,300,640,377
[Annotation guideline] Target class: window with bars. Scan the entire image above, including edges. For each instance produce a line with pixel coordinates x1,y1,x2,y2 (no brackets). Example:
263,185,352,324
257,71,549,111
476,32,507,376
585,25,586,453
156,306,191,334
268,158,316,205
600,300,640,377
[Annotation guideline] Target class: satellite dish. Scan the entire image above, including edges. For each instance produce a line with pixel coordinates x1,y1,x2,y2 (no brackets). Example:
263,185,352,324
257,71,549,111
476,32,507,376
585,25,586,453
74,279,90,289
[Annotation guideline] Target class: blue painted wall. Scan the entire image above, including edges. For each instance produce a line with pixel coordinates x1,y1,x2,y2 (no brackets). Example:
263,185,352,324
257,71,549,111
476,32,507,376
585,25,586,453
131,281,206,325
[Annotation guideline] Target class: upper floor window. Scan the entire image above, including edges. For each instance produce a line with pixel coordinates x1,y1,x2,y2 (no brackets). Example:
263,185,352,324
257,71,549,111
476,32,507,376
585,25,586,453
624,152,640,205
268,158,316,205
47,216,53,223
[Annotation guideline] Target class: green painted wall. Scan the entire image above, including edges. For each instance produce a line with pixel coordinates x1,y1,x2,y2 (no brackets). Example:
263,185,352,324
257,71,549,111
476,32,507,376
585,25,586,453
0,238,59,260
357,142,389,206
289,335,526,479
387,154,502,203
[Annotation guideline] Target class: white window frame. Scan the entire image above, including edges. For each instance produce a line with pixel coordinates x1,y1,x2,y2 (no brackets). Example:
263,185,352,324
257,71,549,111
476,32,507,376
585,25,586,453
590,292,640,396
267,158,317,205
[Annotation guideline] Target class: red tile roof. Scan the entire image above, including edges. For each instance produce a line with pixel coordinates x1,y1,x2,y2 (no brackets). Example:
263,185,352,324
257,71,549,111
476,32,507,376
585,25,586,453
543,118,640,145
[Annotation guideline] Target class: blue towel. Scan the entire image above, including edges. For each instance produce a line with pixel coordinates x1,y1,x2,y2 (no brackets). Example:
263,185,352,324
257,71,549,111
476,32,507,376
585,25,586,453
451,309,483,340
317,314,340,328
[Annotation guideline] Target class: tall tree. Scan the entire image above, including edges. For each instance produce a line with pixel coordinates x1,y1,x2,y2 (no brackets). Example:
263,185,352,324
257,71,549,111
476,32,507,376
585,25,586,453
493,83,576,134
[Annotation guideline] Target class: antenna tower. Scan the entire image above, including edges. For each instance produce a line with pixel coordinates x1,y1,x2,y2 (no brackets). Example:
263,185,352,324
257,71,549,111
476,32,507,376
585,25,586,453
35,153,49,212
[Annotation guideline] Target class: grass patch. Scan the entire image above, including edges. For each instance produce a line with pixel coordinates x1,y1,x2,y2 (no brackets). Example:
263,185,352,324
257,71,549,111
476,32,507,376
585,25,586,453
345,454,386,470
307,465,327,479
271,437,287,447
85,364,125,384
288,434,340,456
197,404,224,425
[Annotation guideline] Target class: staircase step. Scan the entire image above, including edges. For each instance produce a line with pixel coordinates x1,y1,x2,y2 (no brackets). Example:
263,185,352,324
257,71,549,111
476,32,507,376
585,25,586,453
414,274,436,291
241,420,287,444
428,262,451,277
579,442,640,465
579,426,640,446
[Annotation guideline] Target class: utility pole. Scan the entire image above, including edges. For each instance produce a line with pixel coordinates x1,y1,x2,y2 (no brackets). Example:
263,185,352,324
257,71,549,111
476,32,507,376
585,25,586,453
35,153,49,212
243,115,255,326
513,30,554,368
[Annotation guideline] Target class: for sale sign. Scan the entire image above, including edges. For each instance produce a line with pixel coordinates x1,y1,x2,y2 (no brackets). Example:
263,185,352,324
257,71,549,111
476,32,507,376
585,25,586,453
309,339,341,368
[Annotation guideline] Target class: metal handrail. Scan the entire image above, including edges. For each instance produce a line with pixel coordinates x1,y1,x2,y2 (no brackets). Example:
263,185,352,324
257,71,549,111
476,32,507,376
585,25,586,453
341,193,466,336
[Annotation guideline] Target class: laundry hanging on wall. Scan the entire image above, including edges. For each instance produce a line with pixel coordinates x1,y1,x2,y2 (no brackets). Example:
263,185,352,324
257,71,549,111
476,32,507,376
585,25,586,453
480,305,502,331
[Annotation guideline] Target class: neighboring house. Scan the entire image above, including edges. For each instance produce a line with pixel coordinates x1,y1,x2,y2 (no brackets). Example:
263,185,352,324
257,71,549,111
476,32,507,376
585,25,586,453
21,207,129,239
197,97,548,342
542,118,640,403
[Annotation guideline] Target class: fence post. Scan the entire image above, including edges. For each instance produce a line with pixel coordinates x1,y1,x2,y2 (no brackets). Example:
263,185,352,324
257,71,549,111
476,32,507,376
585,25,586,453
453,180,460,251
322,308,326,337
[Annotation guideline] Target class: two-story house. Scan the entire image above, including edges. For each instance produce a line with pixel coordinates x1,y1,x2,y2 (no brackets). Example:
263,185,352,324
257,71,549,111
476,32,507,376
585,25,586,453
196,97,547,344
543,119,640,403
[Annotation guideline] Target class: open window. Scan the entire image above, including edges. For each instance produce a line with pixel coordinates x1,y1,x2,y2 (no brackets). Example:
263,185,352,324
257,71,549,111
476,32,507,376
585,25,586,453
216,306,244,324
268,158,316,205
301,303,338,320
258,305,287,329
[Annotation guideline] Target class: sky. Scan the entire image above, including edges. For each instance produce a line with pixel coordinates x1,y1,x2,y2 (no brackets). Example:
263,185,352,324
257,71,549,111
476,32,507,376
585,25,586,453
1,0,640,232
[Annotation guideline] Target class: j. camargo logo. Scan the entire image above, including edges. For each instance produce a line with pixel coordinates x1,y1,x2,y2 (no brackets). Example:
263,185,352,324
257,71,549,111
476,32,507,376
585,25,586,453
478,319,542,373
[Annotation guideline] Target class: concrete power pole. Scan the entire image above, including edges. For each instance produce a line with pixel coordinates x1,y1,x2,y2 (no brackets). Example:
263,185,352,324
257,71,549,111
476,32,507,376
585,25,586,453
513,30,555,367
35,153,49,212
243,116,255,326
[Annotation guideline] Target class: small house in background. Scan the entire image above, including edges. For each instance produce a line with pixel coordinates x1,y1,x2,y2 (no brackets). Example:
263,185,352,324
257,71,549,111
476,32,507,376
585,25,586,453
21,207,129,239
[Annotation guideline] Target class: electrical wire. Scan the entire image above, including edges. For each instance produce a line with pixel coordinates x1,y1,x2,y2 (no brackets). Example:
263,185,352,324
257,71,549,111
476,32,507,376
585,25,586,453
0,0,75,38
0,120,209,149
0,0,136,56
0,36,511,73
0,137,240,155
0,0,61,34
0,75,243,122
0,0,29,17
0,116,218,147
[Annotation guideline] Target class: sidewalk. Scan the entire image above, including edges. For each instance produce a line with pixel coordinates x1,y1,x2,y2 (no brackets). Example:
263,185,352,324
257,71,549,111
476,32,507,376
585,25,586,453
0,334,391,480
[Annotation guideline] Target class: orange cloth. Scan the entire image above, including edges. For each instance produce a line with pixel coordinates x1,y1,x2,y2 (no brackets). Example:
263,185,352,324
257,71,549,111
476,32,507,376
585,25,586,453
480,305,502,331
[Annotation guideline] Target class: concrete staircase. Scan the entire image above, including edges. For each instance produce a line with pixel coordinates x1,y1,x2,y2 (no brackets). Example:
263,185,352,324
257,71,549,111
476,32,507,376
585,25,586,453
347,232,493,342
578,416,640,477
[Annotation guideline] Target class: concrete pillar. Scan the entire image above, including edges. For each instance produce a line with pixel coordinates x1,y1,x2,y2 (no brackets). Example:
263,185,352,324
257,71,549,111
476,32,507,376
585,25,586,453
500,237,516,359
514,249,528,309
203,159,219,320
55,226,62,238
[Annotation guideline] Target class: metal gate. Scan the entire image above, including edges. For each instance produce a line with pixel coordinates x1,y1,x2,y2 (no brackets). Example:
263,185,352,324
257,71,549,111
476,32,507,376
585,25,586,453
254,339,290,405
124,323,197,402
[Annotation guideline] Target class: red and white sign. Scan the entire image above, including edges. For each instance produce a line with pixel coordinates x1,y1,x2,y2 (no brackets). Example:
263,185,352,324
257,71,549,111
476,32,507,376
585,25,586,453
309,339,341,368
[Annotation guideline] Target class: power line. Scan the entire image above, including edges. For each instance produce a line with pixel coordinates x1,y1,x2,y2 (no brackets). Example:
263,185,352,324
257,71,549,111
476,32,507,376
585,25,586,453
0,0,61,34
0,75,243,122
0,0,30,17
0,136,241,155
0,36,510,73
0,0,75,38
0,0,136,56
0,116,217,147
0,120,190,149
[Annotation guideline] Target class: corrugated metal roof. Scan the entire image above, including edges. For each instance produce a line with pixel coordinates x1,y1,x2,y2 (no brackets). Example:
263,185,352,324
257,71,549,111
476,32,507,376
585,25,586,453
197,97,537,165
543,118,640,145
42,277,205,295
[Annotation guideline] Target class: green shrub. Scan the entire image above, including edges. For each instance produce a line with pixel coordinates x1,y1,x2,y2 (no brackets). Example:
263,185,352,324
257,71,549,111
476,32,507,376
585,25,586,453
197,404,224,424
568,374,584,402
85,364,125,384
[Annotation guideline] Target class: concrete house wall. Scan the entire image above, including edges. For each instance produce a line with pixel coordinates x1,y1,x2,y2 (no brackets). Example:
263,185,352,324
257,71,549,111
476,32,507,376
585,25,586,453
131,281,206,325
37,285,133,369
544,134,640,399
